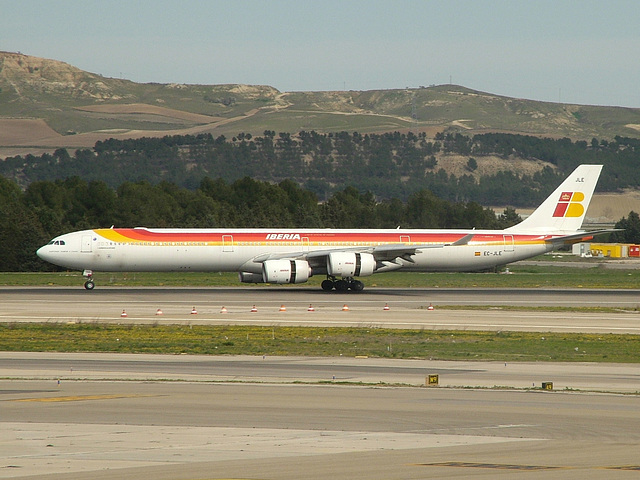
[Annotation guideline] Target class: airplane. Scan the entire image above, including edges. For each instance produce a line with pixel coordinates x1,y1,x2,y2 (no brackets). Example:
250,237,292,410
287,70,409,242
37,164,613,291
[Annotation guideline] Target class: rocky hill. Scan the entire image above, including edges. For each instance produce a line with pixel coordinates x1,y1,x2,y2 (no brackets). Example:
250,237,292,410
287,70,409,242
2,51,640,160
0,51,133,100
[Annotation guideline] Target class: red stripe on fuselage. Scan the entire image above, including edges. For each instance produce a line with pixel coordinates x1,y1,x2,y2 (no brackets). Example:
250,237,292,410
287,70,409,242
99,229,546,245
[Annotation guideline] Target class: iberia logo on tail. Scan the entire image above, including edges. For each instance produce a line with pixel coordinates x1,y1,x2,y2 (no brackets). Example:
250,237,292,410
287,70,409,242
552,191,585,217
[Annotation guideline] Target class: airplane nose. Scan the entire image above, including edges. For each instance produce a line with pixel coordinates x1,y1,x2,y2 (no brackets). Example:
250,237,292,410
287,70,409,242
36,245,52,263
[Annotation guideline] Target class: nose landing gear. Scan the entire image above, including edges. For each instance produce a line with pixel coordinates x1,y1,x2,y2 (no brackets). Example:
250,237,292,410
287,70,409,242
83,270,95,290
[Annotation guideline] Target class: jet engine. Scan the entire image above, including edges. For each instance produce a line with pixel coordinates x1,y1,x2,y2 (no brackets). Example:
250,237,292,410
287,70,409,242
238,272,265,283
262,259,311,284
326,252,376,277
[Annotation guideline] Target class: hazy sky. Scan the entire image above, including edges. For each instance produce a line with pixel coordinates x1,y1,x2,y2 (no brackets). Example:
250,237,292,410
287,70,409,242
2,0,639,107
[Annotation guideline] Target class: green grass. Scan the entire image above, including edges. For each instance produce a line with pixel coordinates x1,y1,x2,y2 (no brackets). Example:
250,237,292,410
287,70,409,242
3,262,639,362
3,262,639,288
1,323,638,363
0,271,242,287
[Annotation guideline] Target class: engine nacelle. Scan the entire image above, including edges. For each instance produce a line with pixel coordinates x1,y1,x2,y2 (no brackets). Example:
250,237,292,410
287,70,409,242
262,259,311,284
327,252,376,277
238,272,265,283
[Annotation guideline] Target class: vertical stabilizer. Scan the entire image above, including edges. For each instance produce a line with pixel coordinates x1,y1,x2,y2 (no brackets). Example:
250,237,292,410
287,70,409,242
507,164,602,233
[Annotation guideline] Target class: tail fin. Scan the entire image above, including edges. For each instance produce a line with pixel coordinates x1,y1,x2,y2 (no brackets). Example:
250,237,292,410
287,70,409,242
507,164,602,233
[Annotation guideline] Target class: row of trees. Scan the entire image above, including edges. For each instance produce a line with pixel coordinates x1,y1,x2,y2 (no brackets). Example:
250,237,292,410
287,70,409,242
1,175,519,272
3,130,640,271
3,131,640,205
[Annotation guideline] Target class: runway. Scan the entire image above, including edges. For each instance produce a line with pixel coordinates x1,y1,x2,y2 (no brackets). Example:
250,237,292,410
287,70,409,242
2,351,639,393
2,287,640,479
2,355,640,480
2,286,640,333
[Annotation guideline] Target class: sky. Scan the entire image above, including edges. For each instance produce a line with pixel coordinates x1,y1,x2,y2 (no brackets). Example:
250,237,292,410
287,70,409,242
2,0,640,107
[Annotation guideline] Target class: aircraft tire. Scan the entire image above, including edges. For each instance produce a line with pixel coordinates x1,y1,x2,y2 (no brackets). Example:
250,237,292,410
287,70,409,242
335,279,350,291
350,280,364,291
84,280,95,290
321,279,335,291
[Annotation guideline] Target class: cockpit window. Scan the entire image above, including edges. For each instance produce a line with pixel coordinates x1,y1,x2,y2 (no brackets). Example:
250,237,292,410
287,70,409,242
47,240,66,245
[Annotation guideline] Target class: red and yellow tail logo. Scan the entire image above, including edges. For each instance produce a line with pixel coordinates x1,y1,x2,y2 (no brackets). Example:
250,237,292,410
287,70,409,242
552,192,585,217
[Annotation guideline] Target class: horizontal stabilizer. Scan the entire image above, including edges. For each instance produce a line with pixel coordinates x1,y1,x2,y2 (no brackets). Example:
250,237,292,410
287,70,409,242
544,229,622,244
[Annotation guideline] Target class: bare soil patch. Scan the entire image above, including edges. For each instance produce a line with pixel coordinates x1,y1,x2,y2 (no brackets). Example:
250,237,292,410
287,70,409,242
74,103,221,124
0,118,61,144
435,154,551,178
588,190,640,222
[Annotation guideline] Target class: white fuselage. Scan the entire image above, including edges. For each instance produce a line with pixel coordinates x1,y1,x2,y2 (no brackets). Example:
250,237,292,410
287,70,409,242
37,227,552,275
35,165,606,290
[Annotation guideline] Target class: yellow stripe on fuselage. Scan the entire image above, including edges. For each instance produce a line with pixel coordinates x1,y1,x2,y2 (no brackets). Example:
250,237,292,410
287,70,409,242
94,229,140,243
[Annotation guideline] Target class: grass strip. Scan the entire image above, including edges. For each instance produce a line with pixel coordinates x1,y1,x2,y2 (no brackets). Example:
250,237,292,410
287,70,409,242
1,323,639,363
3,263,640,289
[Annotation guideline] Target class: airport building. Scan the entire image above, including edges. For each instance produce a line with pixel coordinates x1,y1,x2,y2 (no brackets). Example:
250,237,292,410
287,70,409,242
573,242,640,258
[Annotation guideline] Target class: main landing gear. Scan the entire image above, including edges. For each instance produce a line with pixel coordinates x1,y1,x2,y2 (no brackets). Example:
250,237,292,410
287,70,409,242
321,276,365,292
82,269,95,290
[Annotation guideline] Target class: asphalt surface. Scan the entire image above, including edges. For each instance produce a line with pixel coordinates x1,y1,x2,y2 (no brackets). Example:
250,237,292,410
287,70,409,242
3,286,640,333
2,287,640,479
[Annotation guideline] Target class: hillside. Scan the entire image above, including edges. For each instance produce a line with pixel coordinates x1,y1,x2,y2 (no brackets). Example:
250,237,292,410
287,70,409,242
3,51,640,160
